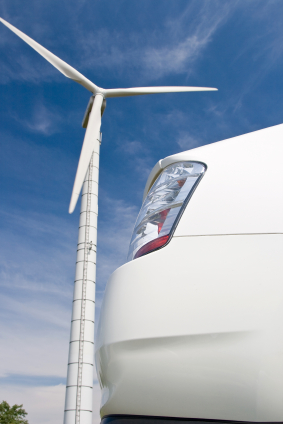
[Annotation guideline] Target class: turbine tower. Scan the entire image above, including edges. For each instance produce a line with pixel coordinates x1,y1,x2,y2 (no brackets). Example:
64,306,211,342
0,17,217,424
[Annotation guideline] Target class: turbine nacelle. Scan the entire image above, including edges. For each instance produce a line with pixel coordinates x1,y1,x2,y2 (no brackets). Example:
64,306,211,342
0,17,218,213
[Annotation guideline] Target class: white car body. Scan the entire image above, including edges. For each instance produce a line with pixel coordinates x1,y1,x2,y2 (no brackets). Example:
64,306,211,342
96,124,283,423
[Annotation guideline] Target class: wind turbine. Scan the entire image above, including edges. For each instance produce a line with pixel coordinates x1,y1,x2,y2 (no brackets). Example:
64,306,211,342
0,17,217,424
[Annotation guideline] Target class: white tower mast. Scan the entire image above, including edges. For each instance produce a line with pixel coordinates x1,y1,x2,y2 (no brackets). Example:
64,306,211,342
0,17,217,424
65,129,101,424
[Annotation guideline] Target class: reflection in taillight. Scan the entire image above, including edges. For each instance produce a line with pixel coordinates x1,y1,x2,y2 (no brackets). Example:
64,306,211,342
157,208,170,234
127,161,206,261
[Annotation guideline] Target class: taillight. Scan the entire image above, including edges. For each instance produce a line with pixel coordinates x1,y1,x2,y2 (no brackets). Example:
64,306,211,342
134,235,170,259
127,161,206,261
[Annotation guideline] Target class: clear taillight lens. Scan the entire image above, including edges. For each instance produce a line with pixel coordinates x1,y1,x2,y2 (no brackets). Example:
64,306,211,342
127,161,206,261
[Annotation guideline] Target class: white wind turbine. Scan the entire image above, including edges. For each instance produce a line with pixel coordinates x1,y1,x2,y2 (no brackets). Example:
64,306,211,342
0,17,217,424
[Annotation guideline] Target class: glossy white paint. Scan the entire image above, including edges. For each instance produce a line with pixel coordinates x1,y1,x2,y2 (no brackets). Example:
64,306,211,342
96,125,283,422
175,124,283,236
96,235,283,422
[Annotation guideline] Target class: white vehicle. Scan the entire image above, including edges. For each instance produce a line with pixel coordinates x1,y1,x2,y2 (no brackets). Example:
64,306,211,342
96,124,283,424
2,16,282,424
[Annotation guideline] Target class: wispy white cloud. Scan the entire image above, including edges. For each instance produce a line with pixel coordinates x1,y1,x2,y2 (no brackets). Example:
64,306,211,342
18,104,62,135
0,50,61,85
114,136,153,184
119,140,143,155
7,102,64,135
201,1,283,118
0,206,102,419
1,0,282,95
76,1,236,82
0,131,75,195
0,1,236,85
0,321,69,379
97,194,138,288
0,211,75,379
0,192,137,383
176,132,201,151
0,210,76,290
0,10,77,85
143,2,233,79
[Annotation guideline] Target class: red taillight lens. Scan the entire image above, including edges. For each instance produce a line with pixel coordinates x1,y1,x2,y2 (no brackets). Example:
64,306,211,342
134,235,170,259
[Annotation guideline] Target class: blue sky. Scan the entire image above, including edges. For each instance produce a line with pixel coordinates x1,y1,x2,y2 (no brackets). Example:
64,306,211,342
0,1,283,423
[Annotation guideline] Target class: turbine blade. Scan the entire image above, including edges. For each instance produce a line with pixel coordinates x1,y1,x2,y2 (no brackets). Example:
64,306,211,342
0,17,99,94
69,94,103,214
104,86,217,98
